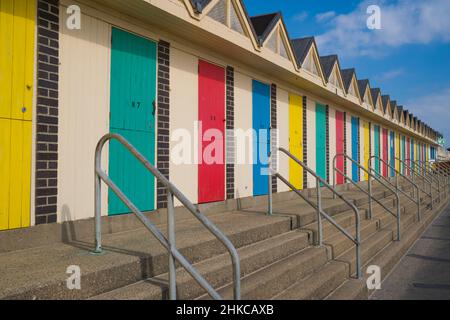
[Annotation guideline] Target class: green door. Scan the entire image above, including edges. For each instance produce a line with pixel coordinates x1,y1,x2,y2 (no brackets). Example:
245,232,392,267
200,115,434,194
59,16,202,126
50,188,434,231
108,27,157,215
374,125,380,174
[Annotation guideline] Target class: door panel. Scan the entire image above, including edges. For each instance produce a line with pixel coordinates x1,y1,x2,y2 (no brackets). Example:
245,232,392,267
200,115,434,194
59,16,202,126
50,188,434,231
351,117,359,182
401,136,406,174
316,104,327,183
289,93,303,189
0,0,35,230
198,60,225,203
362,120,370,180
374,125,380,174
335,111,345,184
252,80,271,196
108,28,156,215
382,128,388,177
390,131,395,177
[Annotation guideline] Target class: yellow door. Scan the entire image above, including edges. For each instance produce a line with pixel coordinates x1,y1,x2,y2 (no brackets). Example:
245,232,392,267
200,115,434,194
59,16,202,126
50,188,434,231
0,0,35,230
363,120,370,180
289,93,303,189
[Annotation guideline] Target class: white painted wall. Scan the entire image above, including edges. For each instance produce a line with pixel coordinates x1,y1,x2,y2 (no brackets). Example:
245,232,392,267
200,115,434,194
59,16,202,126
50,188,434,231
328,106,337,185
306,97,316,188
277,87,289,192
58,13,111,222
234,70,253,198
169,47,198,205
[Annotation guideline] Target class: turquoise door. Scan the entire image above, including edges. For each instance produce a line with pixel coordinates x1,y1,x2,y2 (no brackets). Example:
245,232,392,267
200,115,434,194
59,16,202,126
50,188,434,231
316,104,327,184
401,136,406,174
374,125,380,174
108,28,157,215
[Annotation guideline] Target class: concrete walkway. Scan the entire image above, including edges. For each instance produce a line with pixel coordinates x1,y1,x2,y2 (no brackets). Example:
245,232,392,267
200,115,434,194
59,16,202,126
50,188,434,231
371,203,450,300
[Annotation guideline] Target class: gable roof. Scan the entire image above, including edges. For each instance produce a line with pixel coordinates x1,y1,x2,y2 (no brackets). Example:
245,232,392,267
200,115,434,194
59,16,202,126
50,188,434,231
397,105,404,120
357,79,370,98
249,12,280,45
371,88,381,104
190,0,213,13
390,100,397,118
381,95,390,113
341,68,356,91
319,55,338,79
291,37,315,65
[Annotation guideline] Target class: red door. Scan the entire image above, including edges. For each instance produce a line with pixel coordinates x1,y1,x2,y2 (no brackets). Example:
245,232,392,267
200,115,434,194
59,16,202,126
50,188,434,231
382,128,388,177
198,60,225,203
335,111,345,184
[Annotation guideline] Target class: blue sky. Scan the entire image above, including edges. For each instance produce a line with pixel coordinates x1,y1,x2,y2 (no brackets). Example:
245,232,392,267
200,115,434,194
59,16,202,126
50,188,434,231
244,0,450,148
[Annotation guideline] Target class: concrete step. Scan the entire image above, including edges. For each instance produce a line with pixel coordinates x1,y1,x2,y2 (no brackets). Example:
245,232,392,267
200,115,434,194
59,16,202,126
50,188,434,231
327,196,449,300
0,211,293,299
89,229,311,300
272,261,349,300
198,246,329,300
337,228,393,276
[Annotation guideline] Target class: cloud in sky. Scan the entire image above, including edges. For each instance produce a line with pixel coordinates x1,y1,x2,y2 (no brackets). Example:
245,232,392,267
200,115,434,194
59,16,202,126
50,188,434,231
406,86,450,147
292,11,308,22
376,68,404,81
316,0,450,58
315,11,336,22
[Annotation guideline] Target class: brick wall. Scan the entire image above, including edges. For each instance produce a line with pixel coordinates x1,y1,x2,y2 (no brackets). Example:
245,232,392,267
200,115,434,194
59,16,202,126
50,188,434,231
35,0,59,224
156,40,170,208
270,84,277,192
226,66,235,199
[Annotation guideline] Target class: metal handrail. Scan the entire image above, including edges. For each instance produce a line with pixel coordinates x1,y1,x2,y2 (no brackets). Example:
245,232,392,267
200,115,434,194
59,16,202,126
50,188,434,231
415,160,441,192
270,147,362,279
401,158,434,209
369,156,421,221
94,133,241,300
333,154,401,241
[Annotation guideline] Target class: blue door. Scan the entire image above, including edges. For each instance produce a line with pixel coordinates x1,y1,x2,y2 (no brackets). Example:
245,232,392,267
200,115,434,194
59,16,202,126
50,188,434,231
351,116,359,182
252,80,271,196
390,131,395,177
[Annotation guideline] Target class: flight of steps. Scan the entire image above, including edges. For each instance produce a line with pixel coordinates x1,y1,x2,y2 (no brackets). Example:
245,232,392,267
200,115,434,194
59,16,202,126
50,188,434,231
0,180,447,300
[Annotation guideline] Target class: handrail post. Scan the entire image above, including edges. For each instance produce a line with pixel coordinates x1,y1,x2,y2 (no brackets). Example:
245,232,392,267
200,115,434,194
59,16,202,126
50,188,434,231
94,172,102,254
167,190,177,300
268,151,273,216
368,172,373,219
316,177,323,246
332,157,336,200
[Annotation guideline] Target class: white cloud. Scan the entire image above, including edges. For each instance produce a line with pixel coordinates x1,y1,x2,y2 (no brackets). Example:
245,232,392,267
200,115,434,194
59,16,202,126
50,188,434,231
377,68,404,81
316,0,450,58
406,86,450,146
292,12,308,22
315,11,336,22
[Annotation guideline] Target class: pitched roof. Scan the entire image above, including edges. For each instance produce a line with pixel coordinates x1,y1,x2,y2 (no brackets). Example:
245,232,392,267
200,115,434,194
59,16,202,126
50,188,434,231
249,12,280,44
357,79,370,98
319,55,338,80
341,68,356,92
190,0,213,13
291,37,315,65
381,95,390,113
397,105,404,119
390,100,397,118
371,88,381,105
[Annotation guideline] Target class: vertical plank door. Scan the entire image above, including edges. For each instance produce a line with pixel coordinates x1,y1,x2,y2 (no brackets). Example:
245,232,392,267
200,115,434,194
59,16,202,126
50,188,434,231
252,80,271,196
335,111,345,184
108,28,156,215
289,93,303,189
198,60,225,203
0,0,35,230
